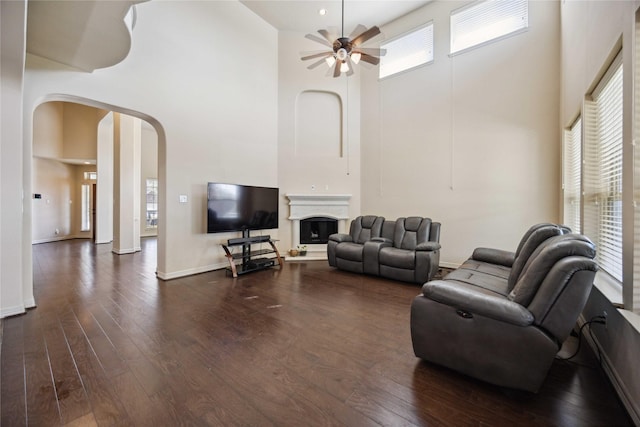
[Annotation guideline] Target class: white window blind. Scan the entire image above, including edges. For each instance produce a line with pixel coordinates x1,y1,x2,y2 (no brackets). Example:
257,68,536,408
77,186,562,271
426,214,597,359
563,116,582,233
583,52,623,282
450,0,528,55
379,23,433,79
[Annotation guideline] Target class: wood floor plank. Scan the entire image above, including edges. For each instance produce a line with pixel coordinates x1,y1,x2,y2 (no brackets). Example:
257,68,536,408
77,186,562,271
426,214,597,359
1,239,632,426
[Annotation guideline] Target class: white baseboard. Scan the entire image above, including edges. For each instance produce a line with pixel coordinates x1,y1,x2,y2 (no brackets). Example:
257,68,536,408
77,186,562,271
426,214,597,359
112,247,141,255
32,236,72,244
157,262,227,280
578,314,640,425
0,304,25,319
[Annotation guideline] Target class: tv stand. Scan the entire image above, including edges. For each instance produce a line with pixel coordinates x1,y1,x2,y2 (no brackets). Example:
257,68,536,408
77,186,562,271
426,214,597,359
221,233,283,278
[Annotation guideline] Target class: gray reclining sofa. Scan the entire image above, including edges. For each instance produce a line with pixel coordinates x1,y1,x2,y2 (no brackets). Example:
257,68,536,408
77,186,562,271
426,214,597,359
410,223,598,392
327,215,441,284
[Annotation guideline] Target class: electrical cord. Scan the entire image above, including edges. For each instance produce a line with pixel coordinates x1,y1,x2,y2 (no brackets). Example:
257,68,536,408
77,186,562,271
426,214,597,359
556,315,606,362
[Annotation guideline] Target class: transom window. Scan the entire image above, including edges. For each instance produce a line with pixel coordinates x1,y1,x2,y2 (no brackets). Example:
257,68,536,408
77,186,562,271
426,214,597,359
379,23,434,79
450,0,528,55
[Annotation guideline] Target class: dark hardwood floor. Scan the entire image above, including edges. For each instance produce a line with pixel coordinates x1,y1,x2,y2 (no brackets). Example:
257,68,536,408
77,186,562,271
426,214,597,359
0,238,632,426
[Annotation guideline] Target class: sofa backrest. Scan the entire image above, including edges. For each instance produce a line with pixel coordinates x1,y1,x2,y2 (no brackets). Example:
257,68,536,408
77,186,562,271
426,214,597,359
350,215,384,244
381,220,396,241
507,223,568,291
393,217,432,250
508,233,596,307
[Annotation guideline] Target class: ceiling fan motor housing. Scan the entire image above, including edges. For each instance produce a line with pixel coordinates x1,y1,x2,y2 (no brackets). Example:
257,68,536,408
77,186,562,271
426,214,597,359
334,37,353,60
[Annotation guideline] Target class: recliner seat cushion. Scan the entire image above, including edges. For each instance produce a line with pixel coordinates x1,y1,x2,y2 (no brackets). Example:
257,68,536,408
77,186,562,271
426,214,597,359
379,247,416,269
335,242,366,262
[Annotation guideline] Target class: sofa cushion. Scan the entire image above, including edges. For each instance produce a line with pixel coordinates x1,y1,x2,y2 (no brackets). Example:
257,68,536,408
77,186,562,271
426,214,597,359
335,242,366,262
444,268,510,296
393,217,431,250
509,234,596,306
379,246,416,269
352,215,384,244
507,224,566,292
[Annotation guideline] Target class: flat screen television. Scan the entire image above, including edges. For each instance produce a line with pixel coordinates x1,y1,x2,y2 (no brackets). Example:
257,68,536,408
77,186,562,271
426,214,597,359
207,182,279,234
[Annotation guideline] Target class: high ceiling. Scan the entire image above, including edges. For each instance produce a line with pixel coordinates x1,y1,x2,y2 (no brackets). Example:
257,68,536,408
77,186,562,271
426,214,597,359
25,0,431,72
240,0,431,33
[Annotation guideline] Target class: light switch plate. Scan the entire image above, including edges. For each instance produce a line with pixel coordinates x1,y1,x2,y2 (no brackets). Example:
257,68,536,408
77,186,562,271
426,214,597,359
179,195,188,203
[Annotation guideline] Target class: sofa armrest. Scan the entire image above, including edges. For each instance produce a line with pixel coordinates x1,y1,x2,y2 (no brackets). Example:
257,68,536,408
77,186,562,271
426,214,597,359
371,237,392,244
471,248,515,267
329,233,352,243
363,239,392,276
421,280,534,327
416,242,441,251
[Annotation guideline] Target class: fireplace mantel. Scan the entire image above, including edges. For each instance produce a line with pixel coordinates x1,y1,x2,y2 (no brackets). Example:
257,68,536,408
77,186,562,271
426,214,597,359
286,194,351,260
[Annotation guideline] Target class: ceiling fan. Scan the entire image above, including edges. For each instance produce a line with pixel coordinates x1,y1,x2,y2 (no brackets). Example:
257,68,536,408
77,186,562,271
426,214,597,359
300,0,386,77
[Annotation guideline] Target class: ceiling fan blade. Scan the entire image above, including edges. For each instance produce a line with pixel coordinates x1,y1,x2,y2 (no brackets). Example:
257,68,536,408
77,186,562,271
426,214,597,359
352,26,381,46
360,53,380,66
333,60,341,78
301,51,332,61
317,29,335,44
349,24,367,40
305,33,332,48
307,57,330,70
353,47,387,57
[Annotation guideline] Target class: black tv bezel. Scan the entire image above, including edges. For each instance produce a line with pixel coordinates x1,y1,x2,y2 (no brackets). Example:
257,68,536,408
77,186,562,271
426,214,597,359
206,182,279,234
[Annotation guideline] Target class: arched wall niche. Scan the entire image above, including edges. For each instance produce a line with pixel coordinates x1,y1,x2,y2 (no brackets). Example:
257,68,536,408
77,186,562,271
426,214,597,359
294,90,343,158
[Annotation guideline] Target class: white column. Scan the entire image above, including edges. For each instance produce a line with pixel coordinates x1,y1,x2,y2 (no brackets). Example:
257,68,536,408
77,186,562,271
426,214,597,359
112,113,142,254
96,112,114,244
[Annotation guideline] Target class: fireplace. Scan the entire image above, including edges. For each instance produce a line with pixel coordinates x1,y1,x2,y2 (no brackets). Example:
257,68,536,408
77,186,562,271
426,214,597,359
286,194,351,260
300,217,338,244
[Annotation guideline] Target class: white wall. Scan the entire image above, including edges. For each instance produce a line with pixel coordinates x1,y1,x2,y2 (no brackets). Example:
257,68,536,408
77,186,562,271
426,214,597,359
22,1,279,286
1,0,33,317
360,1,561,267
31,158,74,242
277,31,362,253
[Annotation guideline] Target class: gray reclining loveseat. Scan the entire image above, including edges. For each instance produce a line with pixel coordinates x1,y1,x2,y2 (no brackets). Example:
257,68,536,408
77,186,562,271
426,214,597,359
327,215,441,284
410,223,597,392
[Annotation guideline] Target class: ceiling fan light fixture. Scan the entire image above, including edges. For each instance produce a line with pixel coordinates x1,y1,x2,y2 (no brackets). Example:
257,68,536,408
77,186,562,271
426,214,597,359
300,0,385,77
336,48,348,61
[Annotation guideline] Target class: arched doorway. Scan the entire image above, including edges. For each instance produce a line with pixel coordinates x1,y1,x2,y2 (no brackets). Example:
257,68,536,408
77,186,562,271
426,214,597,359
31,95,166,276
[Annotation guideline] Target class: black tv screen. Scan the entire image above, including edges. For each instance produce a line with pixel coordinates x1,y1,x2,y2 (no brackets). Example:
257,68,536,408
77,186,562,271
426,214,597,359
207,183,279,233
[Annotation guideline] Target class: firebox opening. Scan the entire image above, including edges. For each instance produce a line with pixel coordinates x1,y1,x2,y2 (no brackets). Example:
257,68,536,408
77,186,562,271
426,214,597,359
300,217,338,244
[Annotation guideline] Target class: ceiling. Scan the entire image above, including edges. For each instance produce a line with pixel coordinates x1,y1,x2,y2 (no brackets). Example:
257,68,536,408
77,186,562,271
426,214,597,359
25,0,431,73
240,0,431,34
26,0,141,72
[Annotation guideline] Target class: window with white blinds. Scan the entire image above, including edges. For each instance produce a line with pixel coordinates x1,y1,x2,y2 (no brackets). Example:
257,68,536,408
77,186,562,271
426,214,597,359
583,52,623,282
563,116,582,233
450,0,528,55
379,23,434,79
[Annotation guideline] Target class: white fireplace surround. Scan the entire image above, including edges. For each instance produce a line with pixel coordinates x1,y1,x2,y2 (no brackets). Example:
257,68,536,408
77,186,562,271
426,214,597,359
286,194,351,260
